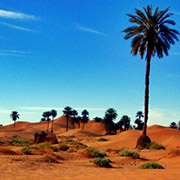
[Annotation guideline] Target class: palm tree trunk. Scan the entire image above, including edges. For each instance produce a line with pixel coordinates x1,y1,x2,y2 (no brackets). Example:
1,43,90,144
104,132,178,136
66,117,69,132
143,54,151,136
14,121,15,127
51,118,54,133
47,120,49,133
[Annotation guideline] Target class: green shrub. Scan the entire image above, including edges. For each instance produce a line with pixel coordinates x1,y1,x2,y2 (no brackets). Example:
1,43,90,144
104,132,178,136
149,142,165,150
69,141,87,149
21,147,31,155
139,162,164,169
10,138,33,146
29,142,53,150
118,150,140,159
86,147,107,158
58,143,69,151
64,140,87,149
90,158,112,167
97,137,108,142
137,142,165,150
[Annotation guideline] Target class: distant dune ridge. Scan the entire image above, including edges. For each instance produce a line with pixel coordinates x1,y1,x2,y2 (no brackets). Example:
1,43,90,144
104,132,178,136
0,116,180,149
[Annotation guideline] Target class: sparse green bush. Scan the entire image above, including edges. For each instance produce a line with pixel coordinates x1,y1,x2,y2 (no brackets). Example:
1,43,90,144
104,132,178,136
90,158,112,167
21,147,31,155
10,138,33,146
118,150,140,159
86,147,106,158
137,142,165,150
69,141,87,149
139,162,164,169
97,137,108,142
28,142,54,150
58,143,69,151
149,142,165,150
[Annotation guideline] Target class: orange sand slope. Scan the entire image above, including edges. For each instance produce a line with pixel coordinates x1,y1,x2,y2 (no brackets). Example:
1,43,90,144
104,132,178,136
0,116,180,149
1,117,180,180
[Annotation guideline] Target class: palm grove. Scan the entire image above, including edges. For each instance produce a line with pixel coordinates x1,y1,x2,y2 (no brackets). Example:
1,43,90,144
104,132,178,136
4,5,179,146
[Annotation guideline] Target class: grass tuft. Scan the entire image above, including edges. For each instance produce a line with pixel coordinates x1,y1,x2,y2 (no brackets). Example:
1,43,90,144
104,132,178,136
97,137,108,142
137,142,165,150
21,147,31,155
90,158,112,167
139,162,164,169
86,147,106,158
10,138,33,147
118,150,140,159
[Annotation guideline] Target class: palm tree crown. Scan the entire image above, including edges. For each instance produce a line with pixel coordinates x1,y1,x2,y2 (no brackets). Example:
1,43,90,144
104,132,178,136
136,111,144,120
123,5,179,59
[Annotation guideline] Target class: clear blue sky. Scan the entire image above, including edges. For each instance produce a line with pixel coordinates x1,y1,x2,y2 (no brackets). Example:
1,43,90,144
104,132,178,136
0,0,179,126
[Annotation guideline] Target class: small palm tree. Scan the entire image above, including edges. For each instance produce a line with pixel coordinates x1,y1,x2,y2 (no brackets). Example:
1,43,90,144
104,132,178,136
75,116,81,128
10,111,20,127
170,122,177,129
136,111,144,121
51,109,57,133
71,110,78,129
103,108,117,134
135,111,144,130
42,111,51,133
123,5,179,147
120,115,131,131
63,106,73,132
81,109,89,130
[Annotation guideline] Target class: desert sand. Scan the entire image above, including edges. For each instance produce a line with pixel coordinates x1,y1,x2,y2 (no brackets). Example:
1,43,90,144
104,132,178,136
0,116,180,180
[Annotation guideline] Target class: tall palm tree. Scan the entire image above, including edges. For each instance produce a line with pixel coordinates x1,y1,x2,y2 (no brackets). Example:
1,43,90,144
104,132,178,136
42,111,51,133
123,5,179,146
103,108,117,134
63,106,72,132
81,109,89,130
51,109,57,133
71,110,78,129
10,111,20,127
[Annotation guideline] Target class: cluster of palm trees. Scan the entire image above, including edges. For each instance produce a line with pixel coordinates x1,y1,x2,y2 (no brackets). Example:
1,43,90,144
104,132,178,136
41,109,57,133
63,106,89,131
94,108,131,135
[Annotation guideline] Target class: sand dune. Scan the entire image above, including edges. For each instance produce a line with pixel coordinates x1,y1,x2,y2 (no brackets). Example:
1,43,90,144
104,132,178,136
1,117,180,149
1,117,180,179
